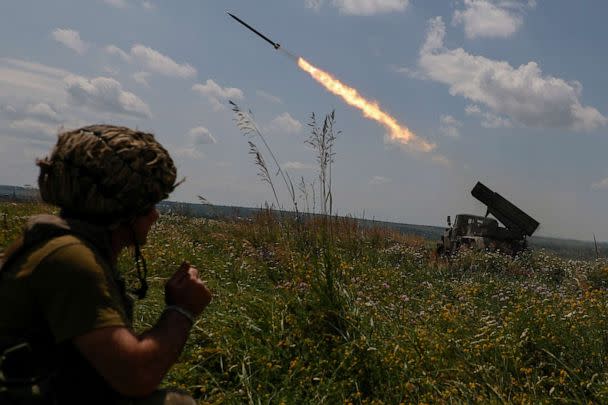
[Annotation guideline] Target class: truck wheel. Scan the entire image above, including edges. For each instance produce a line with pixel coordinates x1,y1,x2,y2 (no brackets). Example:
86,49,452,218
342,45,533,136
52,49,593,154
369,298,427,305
436,244,445,256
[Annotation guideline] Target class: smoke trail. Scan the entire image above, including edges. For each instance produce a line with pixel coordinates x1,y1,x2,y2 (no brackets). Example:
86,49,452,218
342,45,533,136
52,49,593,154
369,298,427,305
279,47,298,62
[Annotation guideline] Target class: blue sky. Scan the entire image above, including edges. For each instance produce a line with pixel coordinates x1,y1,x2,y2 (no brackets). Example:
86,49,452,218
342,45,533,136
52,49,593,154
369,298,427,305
1,0,607,241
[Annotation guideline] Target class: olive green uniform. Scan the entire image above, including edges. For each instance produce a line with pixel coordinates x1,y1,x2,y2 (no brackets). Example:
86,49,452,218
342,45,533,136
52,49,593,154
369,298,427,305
0,215,195,405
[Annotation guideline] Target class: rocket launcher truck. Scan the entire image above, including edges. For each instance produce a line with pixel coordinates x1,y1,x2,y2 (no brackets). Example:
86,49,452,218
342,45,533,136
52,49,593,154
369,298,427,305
437,182,540,256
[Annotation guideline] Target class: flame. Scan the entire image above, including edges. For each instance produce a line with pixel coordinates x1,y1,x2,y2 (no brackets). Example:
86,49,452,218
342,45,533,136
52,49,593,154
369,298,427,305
297,57,435,152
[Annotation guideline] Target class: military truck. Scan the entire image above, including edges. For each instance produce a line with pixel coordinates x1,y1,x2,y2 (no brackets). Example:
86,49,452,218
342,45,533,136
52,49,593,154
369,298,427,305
437,182,539,256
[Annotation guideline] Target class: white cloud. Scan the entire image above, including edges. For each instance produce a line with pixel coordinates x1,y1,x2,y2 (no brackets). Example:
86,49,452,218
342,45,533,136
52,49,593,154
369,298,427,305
102,66,120,75
0,64,64,98
418,17,607,131
266,112,302,135
172,147,203,159
283,161,315,170
369,175,391,185
0,59,137,144
452,0,534,39
64,75,152,118
9,119,59,140
193,79,244,100
130,44,196,78
421,17,446,54
103,0,154,10
25,103,61,122
439,126,459,138
305,0,323,12
104,45,132,62
432,154,451,167
2,102,62,123
52,29,89,54
188,126,216,145
1,58,70,79
176,127,216,160
592,178,608,191
1,102,65,143
192,79,244,111
132,71,150,87
0,59,72,143
10,118,59,138
440,115,460,127
482,113,512,128
103,44,195,79
392,65,426,80
306,0,409,15
465,104,481,115
1,105,17,116
439,114,462,137
256,90,282,104
332,0,409,15
465,103,512,128
104,0,128,8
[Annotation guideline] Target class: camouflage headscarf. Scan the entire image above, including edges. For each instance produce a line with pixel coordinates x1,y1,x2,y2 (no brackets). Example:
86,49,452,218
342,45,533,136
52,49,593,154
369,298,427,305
37,125,180,225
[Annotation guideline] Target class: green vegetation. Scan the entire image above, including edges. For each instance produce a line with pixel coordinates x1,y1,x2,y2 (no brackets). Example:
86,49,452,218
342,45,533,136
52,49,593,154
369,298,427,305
3,202,608,404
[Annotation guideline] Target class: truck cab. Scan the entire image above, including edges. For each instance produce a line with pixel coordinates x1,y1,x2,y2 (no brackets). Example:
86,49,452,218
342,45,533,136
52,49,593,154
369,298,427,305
437,182,539,256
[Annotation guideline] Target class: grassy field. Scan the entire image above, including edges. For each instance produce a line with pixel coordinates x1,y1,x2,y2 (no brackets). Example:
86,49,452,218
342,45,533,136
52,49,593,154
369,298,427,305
3,202,608,404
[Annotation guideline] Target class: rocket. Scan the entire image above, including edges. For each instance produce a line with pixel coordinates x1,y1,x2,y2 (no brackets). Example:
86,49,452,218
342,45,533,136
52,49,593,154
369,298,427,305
227,12,281,50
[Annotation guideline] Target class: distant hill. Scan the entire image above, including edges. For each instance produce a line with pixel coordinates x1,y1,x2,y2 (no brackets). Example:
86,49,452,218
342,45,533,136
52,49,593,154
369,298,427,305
2,185,605,259
0,185,40,201
156,200,607,260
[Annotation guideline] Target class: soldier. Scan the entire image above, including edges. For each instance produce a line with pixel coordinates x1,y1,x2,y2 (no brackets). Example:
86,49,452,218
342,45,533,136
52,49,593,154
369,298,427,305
0,125,212,404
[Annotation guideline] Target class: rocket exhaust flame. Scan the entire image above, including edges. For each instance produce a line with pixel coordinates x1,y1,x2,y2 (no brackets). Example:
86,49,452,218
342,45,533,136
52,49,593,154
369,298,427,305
297,57,435,152
227,13,435,152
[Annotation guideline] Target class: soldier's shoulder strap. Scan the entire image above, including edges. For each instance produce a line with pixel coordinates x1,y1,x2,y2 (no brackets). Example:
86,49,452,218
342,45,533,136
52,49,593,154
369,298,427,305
0,236,25,276
0,233,82,278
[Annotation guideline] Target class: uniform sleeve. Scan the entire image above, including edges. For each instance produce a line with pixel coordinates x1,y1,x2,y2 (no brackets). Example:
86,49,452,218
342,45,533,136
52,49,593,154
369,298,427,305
31,242,127,343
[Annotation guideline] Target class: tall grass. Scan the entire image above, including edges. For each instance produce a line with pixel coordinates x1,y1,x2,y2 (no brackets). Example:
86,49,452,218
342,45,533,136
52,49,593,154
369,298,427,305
3,202,608,403
230,102,349,339
230,101,298,214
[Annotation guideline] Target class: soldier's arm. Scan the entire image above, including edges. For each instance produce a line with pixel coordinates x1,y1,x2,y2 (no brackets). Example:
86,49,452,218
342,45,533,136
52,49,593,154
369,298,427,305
74,263,211,398
73,310,192,398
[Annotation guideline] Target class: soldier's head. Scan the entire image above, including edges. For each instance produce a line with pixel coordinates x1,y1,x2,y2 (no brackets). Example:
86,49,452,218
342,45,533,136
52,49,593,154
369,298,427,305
37,124,180,232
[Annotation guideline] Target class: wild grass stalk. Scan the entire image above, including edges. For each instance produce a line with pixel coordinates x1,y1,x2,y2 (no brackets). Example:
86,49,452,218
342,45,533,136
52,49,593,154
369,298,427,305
230,101,348,336
230,101,298,214
306,111,339,217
